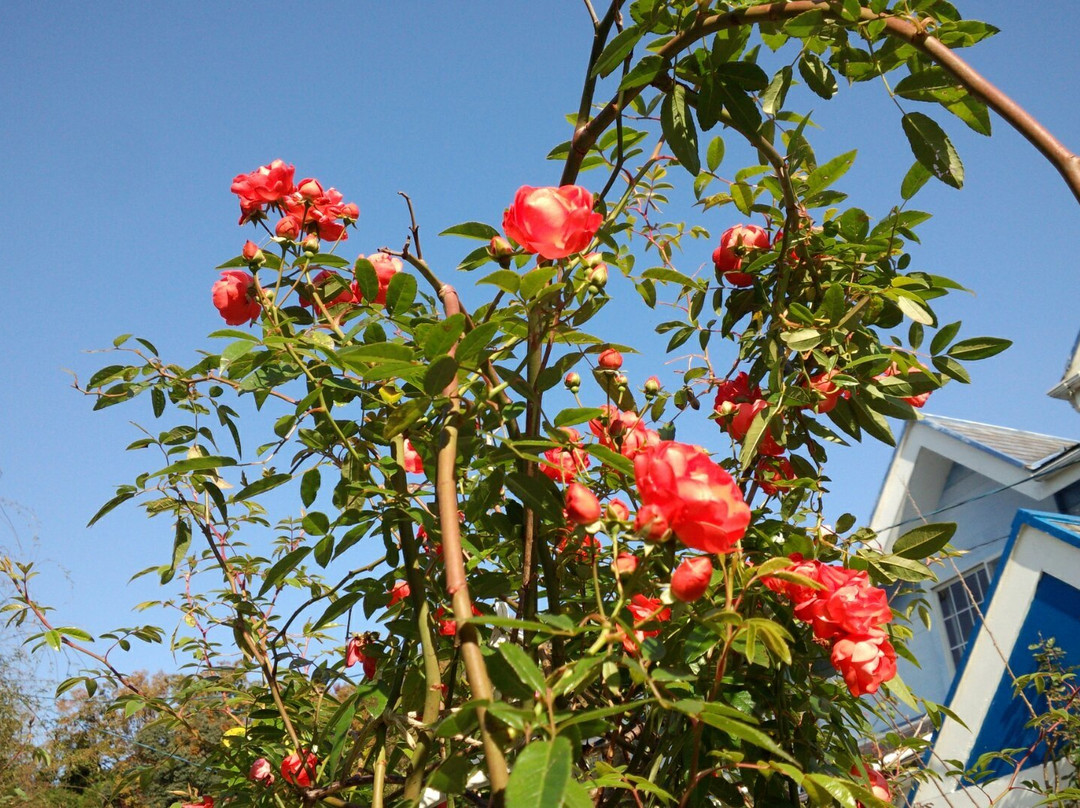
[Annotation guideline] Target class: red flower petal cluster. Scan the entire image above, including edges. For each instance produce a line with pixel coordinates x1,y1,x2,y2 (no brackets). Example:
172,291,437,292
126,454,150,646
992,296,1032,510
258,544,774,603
181,798,214,808
765,555,896,696
345,635,377,680
633,441,751,554
712,224,771,286
389,580,411,606
565,482,601,525
806,369,848,414
403,439,423,475
435,604,483,636
620,593,672,653
231,159,296,222
850,764,891,806
755,456,797,496
589,406,660,461
714,374,783,456
212,270,261,325
502,185,602,260
281,750,319,787
541,428,590,482
230,160,357,243
875,361,932,408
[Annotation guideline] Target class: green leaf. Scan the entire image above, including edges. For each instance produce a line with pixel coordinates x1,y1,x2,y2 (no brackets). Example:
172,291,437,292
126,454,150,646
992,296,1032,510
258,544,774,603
385,271,417,315
730,182,754,216
893,522,956,560
562,779,593,808
506,737,572,808
499,643,548,693
679,703,796,763
424,355,459,396
161,519,191,584
301,467,321,508
931,320,962,355
805,150,856,197
149,456,236,478
233,473,291,502
457,321,501,365
901,112,964,189
478,268,521,294
619,55,666,92
661,84,700,176
780,328,822,352
151,387,165,418
715,81,761,133
591,26,642,77
761,65,792,116
714,61,769,91
312,591,363,631
900,161,932,200
259,546,312,596
554,407,605,428
383,398,429,440
439,221,500,241
894,293,934,325
933,354,971,383
947,337,1012,361
584,444,635,477
798,53,837,99
354,258,379,302
87,490,135,527
520,265,558,300
706,136,725,172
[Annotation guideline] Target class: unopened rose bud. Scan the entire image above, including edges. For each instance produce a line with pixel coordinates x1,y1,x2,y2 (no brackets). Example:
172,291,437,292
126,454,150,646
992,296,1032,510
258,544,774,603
488,236,514,269
582,252,605,268
607,498,630,521
564,371,581,392
276,217,301,241
670,556,713,602
565,482,601,525
613,552,639,576
297,177,324,200
340,202,359,222
301,234,320,255
614,372,628,390
249,758,275,786
644,376,661,397
587,263,608,289
636,503,671,542
242,240,265,266
717,400,736,417
598,348,623,370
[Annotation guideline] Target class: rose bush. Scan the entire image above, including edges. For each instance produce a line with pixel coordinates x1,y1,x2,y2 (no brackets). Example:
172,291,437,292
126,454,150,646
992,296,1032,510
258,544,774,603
7,4,1055,807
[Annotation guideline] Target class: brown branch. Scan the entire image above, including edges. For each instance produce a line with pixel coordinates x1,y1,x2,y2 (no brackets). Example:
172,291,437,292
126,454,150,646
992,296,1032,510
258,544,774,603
560,1,1080,204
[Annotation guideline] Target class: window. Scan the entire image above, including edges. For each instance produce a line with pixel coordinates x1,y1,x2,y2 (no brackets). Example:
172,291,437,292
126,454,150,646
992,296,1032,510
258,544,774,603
1055,478,1080,516
936,560,997,668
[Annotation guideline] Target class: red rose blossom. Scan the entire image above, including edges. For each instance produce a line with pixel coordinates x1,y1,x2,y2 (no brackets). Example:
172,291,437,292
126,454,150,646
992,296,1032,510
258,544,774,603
502,185,602,260
831,628,897,696
607,498,630,521
403,439,423,474
635,503,671,542
634,441,751,554
181,798,214,808
231,159,296,223
249,757,275,786
389,581,411,607
806,369,847,414
875,361,932,408
541,428,590,482
212,270,261,325
671,556,713,602
299,269,357,308
281,750,319,787
851,764,891,805
755,456,797,496
712,224,771,286
613,552,639,576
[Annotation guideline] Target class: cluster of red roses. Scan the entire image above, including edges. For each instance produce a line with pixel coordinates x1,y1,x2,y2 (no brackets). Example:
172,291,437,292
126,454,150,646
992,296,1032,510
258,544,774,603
230,159,358,241
766,555,897,697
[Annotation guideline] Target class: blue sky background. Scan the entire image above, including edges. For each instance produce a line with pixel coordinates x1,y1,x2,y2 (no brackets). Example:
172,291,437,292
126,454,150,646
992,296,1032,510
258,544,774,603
2,1,1079,683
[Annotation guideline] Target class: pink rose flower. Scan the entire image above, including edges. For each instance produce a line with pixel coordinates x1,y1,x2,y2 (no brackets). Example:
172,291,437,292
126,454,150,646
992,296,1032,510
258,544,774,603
502,185,602,260
249,757,275,786
831,629,898,696
358,253,402,306
712,224,771,286
634,441,751,554
230,159,296,222
212,270,261,325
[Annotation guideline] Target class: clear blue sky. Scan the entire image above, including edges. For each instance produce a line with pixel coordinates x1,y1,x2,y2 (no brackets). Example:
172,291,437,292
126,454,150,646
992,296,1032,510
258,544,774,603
2,2,1079,682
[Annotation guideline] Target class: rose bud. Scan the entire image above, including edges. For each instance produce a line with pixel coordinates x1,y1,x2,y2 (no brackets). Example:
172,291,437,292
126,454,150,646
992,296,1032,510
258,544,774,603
614,373,629,390
582,252,605,268
340,202,360,223
587,263,608,289
598,348,623,370
297,177,324,200
275,216,301,241
249,758,275,786
712,224,771,287
242,240,265,266
670,556,713,602
644,376,661,398
488,235,515,268
564,371,581,392
301,233,320,254
565,482,601,525
635,503,671,542
607,498,630,521
613,552,639,576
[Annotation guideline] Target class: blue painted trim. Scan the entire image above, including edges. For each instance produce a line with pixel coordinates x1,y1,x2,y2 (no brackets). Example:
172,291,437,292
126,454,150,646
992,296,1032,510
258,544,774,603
910,509,1080,803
